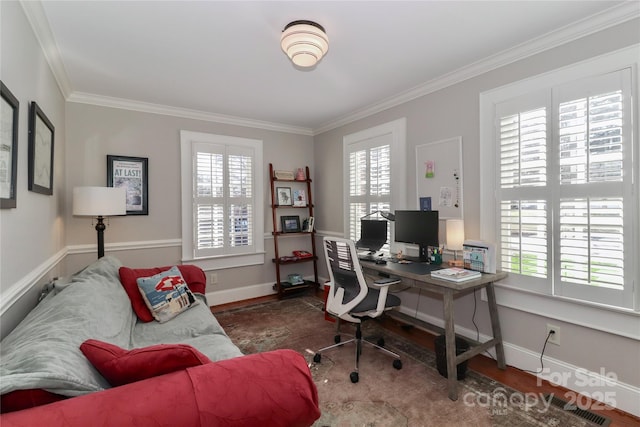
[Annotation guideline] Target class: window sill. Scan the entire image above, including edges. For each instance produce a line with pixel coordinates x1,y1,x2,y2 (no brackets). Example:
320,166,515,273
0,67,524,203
181,252,265,271
484,282,640,340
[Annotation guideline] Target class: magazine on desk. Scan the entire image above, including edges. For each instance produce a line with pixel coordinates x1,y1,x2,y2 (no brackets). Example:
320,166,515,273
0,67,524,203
430,267,481,282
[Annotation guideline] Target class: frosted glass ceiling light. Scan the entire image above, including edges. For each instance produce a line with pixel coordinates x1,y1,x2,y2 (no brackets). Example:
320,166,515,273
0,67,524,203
281,20,329,68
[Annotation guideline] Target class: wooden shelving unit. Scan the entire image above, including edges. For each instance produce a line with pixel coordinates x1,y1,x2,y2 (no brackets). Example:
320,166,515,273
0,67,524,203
269,163,319,299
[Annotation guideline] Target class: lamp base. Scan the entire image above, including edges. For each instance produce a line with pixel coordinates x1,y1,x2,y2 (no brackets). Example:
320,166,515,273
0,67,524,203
95,216,106,259
448,259,464,267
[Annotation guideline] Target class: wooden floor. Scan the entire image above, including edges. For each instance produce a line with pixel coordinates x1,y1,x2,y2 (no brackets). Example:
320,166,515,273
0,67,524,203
211,292,639,427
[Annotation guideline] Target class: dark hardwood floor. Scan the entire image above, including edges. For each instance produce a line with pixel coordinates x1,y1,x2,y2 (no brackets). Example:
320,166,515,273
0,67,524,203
211,292,639,427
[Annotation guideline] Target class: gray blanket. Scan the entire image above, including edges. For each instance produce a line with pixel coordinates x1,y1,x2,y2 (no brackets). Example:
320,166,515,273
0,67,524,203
0,256,242,397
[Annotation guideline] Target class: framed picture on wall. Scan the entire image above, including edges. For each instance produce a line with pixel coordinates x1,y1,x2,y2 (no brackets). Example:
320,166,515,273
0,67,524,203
107,155,149,215
28,102,55,196
1,81,19,208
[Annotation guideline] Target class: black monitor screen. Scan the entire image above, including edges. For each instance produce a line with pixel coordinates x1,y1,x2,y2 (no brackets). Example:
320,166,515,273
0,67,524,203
356,220,388,252
394,210,439,261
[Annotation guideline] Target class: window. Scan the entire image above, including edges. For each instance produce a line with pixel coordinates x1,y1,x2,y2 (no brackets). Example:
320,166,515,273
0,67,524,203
343,118,407,245
480,47,638,316
180,131,264,269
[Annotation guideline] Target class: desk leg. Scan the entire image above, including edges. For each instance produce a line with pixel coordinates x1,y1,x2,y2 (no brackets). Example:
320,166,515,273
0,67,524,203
485,282,506,370
443,290,458,400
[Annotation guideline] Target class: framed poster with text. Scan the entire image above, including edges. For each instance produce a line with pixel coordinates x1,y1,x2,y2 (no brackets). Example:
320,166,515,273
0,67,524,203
107,155,149,215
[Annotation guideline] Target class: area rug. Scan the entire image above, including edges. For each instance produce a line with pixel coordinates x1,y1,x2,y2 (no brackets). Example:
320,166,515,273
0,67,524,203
214,297,598,427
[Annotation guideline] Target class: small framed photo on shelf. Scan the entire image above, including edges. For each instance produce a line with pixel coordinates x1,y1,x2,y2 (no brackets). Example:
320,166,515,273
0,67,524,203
276,187,292,206
281,215,301,233
287,273,304,285
293,189,306,206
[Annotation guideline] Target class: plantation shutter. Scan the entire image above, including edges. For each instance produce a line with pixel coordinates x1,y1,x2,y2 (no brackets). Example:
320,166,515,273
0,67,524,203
227,150,253,249
193,142,255,258
498,105,549,287
553,70,630,305
347,141,391,243
495,68,633,307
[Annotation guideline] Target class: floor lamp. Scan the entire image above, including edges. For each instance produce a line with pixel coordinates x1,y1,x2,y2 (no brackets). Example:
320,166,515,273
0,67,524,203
73,186,127,258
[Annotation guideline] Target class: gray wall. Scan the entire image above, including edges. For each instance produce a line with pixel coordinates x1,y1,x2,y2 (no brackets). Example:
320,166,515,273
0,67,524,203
64,103,315,295
313,18,640,389
0,1,67,337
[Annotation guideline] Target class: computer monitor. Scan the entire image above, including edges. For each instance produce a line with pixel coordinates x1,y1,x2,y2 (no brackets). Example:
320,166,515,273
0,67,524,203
394,210,439,262
356,220,388,253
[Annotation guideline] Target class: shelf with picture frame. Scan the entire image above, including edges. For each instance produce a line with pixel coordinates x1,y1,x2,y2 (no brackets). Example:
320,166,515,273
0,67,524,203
269,163,318,299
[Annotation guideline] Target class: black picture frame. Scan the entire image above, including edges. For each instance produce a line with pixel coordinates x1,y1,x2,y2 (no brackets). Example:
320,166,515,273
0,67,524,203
1,81,19,208
28,102,55,196
107,155,149,215
281,215,301,233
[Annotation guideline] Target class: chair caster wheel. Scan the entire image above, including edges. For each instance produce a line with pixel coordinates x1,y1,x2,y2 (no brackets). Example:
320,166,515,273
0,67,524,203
393,359,402,370
334,335,341,344
377,338,385,347
313,353,321,363
350,372,359,383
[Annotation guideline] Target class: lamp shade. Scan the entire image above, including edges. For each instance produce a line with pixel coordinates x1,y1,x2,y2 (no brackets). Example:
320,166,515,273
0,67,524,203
446,219,465,252
281,20,329,68
73,186,127,216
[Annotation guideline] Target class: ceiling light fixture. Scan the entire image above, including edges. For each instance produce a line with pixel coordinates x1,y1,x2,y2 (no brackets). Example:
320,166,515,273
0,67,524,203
281,20,329,68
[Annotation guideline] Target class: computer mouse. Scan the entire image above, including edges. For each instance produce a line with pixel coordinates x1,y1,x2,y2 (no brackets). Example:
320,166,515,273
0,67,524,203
375,259,387,265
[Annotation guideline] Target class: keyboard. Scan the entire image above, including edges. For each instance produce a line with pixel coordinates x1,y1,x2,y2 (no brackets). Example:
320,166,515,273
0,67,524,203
392,262,441,275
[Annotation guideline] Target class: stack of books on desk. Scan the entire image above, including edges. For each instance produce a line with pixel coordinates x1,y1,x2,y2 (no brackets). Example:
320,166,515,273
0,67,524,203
431,267,481,282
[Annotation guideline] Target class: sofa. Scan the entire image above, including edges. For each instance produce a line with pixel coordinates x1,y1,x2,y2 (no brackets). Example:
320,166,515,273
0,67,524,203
0,256,320,426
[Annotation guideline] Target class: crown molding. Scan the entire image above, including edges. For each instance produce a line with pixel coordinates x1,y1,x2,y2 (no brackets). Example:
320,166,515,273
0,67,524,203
21,0,638,137
67,92,314,136
19,0,72,98
312,2,640,135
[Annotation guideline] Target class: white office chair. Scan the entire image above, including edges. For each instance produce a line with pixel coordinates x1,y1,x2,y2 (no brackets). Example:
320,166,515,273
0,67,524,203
313,236,403,383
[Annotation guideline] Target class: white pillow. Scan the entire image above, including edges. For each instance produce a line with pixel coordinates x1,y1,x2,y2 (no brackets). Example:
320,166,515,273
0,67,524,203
136,266,198,323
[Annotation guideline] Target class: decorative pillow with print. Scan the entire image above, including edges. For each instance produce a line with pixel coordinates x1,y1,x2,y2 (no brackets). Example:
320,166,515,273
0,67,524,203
136,266,198,323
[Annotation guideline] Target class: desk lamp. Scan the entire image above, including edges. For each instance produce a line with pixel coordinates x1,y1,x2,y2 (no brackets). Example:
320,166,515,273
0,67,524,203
73,186,126,258
446,219,465,267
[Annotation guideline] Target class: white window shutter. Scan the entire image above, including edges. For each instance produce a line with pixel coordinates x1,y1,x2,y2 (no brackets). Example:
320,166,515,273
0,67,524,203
182,131,264,265
492,67,633,308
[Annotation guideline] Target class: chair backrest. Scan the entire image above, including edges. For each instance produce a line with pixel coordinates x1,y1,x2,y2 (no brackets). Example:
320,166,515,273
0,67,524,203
323,237,369,320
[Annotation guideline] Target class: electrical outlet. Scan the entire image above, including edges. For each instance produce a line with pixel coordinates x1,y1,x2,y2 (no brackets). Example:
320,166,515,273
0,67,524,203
547,324,560,345
209,272,218,285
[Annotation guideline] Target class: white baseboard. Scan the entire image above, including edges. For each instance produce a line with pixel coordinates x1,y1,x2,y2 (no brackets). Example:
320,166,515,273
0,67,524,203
206,282,277,306
397,306,640,418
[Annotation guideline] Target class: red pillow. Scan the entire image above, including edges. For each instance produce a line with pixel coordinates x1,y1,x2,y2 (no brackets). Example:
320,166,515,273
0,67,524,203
119,265,206,322
80,339,211,387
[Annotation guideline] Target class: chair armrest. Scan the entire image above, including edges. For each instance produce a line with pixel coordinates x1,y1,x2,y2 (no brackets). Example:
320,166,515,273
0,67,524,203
371,277,401,287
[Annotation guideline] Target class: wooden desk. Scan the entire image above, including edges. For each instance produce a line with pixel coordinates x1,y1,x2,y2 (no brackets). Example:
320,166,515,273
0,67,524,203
361,261,508,401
